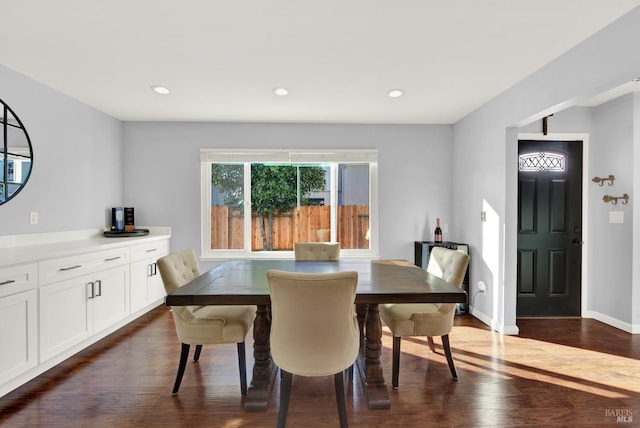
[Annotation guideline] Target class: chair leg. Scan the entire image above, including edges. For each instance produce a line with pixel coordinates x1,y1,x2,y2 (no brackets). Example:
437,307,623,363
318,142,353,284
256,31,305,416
392,336,401,389
441,334,458,380
172,343,191,395
277,370,293,428
237,341,247,395
334,371,348,428
427,336,436,353
193,344,203,362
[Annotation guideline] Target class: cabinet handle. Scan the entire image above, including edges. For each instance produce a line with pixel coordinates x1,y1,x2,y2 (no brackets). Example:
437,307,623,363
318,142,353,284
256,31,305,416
145,248,158,253
87,282,95,299
105,256,121,262
60,264,82,272
152,262,158,276
95,280,102,297
0,279,16,286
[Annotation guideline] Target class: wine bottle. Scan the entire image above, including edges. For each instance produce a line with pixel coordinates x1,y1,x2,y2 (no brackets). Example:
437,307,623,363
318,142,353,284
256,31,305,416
434,218,443,244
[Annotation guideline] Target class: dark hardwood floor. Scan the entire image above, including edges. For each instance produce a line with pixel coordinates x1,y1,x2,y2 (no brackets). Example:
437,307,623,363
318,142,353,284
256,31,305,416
1,307,639,427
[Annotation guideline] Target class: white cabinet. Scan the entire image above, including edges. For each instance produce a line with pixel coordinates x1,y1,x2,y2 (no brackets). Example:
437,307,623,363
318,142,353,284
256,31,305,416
39,274,92,361
38,249,130,363
0,227,171,398
93,265,129,334
0,263,38,386
130,240,169,314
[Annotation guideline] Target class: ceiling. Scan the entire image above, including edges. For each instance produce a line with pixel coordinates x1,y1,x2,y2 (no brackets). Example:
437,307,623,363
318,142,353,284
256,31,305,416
2,1,640,124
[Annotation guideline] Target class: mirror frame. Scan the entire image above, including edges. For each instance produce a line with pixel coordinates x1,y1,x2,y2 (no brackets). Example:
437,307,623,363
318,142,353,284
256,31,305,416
1,98,33,205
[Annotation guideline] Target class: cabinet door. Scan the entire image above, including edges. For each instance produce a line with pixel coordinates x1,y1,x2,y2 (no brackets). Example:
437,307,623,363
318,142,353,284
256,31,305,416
130,260,165,313
39,275,93,362
147,262,166,304
129,239,169,314
129,260,150,314
92,265,129,334
0,289,38,385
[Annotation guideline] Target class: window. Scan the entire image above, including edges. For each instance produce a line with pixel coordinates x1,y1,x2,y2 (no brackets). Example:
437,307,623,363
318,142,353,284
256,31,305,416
519,152,565,171
200,149,378,259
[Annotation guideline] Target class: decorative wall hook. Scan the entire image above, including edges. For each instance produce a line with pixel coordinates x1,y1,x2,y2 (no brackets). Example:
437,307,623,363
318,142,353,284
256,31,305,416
602,194,629,205
592,175,615,186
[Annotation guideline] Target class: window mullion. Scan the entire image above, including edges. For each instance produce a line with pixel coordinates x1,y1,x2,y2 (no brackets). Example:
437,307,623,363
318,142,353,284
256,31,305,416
244,162,252,252
201,161,212,257
330,163,338,242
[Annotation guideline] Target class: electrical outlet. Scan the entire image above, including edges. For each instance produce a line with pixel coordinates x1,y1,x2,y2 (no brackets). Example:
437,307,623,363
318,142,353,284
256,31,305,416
609,211,624,223
481,211,487,222
477,281,487,293
29,211,39,225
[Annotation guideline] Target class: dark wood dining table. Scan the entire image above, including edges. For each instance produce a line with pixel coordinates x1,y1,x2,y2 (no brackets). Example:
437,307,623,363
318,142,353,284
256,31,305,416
165,259,467,411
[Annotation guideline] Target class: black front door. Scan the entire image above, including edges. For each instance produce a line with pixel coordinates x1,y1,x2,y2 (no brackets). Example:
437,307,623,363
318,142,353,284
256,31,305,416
517,140,583,317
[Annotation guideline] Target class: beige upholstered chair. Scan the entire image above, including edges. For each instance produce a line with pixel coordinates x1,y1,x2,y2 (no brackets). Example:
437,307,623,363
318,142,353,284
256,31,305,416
380,247,469,388
293,242,340,260
157,249,255,396
267,270,359,428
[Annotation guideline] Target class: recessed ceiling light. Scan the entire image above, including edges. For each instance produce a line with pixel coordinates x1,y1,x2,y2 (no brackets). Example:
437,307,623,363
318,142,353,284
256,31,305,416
151,85,170,95
273,87,289,96
388,89,404,98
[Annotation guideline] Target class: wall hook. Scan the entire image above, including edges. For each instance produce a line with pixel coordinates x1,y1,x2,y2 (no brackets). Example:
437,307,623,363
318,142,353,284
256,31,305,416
592,175,615,186
602,193,629,205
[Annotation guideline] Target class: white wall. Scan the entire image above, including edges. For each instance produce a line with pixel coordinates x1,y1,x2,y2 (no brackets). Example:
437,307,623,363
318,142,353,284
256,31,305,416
122,122,453,271
519,101,637,330
0,62,455,282
590,95,635,325
454,7,640,333
634,92,640,327
0,65,123,236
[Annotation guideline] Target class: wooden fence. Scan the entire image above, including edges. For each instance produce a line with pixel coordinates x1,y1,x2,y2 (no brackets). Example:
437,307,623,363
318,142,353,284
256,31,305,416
210,205,369,250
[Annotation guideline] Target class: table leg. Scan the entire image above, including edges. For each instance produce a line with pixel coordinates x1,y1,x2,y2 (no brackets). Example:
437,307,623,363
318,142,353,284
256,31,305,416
245,304,277,411
355,303,390,409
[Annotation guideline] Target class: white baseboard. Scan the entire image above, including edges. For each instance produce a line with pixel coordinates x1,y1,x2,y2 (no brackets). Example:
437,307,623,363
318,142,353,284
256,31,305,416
583,310,639,334
469,307,519,335
470,307,640,335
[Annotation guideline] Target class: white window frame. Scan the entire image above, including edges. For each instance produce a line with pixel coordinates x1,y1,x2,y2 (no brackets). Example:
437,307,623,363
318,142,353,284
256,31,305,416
200,149,378,260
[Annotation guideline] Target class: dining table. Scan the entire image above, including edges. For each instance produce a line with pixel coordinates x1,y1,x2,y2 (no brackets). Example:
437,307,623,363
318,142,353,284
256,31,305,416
164,258,467,411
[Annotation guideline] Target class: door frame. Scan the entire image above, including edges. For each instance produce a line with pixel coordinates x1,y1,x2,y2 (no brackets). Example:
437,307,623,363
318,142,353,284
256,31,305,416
516,133,589,317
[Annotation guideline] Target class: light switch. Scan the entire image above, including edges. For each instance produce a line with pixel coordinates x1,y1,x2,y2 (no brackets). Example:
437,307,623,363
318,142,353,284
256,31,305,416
609,211,624,224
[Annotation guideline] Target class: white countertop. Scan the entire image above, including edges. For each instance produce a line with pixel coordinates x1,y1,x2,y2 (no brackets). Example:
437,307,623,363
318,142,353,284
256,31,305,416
0,227,172,267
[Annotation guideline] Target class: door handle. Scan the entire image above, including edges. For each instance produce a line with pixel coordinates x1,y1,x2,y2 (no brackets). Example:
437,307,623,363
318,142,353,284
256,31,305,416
573,239,584,246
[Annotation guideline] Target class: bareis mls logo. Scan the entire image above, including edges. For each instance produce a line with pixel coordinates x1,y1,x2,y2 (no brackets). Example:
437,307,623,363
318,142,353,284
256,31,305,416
604,408,633,423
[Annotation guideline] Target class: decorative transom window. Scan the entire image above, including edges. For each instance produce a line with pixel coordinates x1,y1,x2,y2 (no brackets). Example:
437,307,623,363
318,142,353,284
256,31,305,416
519,152,565,171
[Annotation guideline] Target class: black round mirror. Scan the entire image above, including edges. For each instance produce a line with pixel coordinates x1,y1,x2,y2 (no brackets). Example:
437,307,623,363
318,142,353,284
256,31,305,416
1,98,33,205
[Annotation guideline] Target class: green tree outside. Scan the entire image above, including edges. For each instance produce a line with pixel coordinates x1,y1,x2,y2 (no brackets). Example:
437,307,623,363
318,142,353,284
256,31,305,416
211,163,326,250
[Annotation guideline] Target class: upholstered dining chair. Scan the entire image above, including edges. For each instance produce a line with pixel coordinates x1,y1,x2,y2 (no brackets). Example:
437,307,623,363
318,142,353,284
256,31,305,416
293,242,340,260
267,270,359,428
379,247,469,388
157,249,255,396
